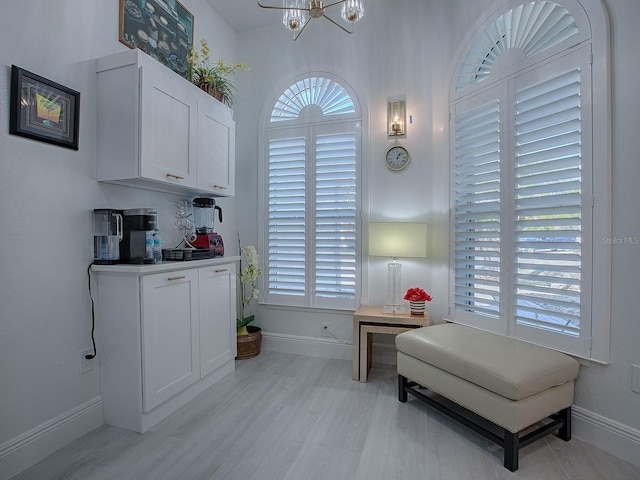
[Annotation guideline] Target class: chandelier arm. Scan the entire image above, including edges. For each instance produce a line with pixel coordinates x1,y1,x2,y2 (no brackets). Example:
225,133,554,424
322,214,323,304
322,0,348,9
292,18,311,41
323,13,354,34
256,0,311,12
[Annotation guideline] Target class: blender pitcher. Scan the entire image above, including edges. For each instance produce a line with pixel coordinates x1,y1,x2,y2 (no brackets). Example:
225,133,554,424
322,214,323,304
93,209,123,264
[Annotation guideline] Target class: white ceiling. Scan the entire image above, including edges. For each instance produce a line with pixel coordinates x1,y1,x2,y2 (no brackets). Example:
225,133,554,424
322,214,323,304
203,0,276,33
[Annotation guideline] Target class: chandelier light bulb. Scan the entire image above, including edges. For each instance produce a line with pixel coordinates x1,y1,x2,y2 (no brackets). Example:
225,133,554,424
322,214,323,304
282,0,308,31
341,0,364,23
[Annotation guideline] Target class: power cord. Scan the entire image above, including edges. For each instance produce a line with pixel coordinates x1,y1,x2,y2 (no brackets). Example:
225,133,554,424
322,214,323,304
85,265,97,360
322,325,352,345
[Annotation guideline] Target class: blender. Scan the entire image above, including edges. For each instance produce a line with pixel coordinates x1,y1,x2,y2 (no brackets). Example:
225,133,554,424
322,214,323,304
191,198,224,256
93,209,123,264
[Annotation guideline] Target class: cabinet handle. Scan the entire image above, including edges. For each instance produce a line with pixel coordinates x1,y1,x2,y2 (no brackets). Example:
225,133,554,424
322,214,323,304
167,275,186,281
213,185,226,190
166,173,185,180
215,268,228,273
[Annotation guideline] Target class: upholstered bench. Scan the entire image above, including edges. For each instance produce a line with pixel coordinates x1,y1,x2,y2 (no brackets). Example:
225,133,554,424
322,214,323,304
396,323,580,471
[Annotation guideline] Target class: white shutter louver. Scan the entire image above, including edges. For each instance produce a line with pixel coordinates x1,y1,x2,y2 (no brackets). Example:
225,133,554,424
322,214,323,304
270,77,356,122
267,137,306,297
315,133,357,300
514,68,582,336
454,100,502,318
456,1,580,92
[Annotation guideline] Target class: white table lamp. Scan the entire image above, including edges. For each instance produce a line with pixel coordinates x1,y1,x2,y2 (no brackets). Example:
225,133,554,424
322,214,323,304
369,222,427,314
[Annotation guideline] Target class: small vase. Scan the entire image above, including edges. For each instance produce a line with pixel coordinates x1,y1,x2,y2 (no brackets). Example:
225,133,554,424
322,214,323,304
409,301,426,315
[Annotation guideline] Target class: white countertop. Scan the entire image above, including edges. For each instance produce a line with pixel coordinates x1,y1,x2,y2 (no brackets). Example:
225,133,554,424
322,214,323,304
91,256,240,274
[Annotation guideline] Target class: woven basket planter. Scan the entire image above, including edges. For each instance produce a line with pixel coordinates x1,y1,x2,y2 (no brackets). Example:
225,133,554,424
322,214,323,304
236,326,262,360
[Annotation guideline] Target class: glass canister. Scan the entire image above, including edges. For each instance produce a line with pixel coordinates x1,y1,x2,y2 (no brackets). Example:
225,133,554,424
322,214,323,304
93,209,123,264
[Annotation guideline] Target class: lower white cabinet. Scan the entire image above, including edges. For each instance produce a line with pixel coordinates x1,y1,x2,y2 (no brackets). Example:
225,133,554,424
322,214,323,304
141,270,199,412
93,259,238,432
199,265,236,377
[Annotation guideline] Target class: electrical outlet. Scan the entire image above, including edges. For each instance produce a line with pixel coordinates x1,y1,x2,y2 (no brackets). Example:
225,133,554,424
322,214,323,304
79,349,95,375
321,322,331,337
632,365,640,394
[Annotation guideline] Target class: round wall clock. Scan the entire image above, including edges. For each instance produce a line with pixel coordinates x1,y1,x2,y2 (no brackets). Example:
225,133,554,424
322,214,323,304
385,145,410,171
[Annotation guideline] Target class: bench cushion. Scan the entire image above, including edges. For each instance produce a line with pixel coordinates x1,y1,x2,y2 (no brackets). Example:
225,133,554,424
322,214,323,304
395,323,579,401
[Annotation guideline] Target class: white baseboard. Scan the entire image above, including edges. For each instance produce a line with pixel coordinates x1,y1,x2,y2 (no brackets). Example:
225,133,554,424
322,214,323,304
0,396,103,480
262,331,640,469
572,405,640,468
261,331,352,360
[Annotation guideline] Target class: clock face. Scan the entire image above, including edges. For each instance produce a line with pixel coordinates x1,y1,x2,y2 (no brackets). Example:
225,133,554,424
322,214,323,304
385,145,410,171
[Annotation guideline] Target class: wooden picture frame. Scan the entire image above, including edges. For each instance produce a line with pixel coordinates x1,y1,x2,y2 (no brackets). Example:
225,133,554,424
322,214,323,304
9,65,81,150
119,0,194,79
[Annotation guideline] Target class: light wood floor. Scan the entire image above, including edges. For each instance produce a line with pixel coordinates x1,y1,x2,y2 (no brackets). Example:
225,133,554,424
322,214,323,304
11,351,640,480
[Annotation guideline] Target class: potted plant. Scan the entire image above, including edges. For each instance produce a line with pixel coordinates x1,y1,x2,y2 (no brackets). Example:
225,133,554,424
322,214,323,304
404,287,432,316
236,239,262,359
186,38,249,107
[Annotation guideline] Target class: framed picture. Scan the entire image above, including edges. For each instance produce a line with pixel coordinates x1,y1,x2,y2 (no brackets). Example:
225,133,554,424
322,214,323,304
9,66,81,150
119,0,194,79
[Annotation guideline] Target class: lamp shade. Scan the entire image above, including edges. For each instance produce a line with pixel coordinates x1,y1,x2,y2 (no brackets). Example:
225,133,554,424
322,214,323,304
369,223,427,258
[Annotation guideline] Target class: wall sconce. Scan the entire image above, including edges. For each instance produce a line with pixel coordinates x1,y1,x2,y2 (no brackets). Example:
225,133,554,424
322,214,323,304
369,222,427,313
387,97,406,137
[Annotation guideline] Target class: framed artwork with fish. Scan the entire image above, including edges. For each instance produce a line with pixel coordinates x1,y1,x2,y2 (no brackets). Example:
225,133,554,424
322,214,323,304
119,0,194,78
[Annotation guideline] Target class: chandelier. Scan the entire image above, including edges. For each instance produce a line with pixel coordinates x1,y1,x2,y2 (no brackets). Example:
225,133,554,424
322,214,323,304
257,0,365,41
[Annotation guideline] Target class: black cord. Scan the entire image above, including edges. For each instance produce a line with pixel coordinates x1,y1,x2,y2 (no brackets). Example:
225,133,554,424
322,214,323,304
86,265,97,360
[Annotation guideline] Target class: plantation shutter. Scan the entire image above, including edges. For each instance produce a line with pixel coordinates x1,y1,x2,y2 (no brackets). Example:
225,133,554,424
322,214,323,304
453,97,504,330
267,135,307,302
265,125,359,309
451,47,592,355
315,131,357,305
512,49,592,355
263,75,360,310
449,0,609,361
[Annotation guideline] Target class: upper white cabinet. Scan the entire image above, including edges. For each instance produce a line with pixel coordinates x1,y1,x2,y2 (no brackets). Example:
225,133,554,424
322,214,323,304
197,90,235,196
96,50,235,196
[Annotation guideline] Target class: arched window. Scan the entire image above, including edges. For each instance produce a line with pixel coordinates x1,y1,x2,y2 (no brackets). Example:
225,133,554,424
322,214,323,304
260,74,361,310
449,0,610,361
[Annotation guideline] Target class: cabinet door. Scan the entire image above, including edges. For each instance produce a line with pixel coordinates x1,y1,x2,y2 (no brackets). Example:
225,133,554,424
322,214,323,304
197,96,235,196
199,264,237,377
141,270,199,412
139,61,197,188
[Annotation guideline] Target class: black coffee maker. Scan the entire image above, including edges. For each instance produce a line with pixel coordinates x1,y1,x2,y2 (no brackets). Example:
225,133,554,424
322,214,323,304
120,208,158,264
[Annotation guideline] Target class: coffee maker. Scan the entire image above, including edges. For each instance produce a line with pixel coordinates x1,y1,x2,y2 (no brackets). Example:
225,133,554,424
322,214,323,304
120,208,158,264
191,198,224,256
93,209,123,264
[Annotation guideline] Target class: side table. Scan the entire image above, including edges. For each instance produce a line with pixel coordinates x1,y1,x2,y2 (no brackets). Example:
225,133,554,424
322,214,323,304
353,305,430,382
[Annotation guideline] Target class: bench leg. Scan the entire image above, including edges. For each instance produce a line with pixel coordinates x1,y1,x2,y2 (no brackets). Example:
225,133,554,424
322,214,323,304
504,430,519,472
558,406,572,441
398,374,408,403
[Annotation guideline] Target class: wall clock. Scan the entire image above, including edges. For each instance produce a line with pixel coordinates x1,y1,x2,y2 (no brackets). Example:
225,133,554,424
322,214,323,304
385,144,410,171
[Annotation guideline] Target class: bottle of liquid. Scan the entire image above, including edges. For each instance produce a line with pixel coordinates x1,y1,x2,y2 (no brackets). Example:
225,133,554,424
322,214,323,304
153,229,163,264
145,230,154,261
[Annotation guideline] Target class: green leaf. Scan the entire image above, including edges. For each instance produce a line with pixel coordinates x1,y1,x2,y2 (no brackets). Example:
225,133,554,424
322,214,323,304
236,314,255,330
